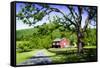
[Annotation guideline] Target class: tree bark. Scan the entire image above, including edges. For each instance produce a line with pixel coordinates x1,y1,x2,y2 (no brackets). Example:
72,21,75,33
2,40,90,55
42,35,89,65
77,29,84,54
77,16,90,54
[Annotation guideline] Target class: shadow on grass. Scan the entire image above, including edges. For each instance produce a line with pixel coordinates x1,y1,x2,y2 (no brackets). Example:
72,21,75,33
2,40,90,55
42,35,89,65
18,48,97,65
30,55,57,59
46,48,97,63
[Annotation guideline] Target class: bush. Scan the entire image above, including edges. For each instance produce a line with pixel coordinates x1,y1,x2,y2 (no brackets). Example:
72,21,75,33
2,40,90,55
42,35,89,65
16,41,32,53
30,36,52,49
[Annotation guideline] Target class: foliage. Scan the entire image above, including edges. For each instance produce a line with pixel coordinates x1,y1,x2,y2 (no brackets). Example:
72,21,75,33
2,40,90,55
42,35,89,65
16,41,32,53
83,28,96,46
16,20,96,53
17,3,97,53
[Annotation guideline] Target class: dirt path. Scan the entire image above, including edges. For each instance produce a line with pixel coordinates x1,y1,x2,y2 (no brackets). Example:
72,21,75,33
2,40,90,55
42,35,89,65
18,50,52,65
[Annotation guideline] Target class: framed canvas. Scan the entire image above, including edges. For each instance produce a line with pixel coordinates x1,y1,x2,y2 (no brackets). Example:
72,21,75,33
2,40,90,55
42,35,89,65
10,1,98,67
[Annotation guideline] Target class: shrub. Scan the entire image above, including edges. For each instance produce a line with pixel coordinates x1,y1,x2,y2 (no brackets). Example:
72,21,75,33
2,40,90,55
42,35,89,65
16,41,32,53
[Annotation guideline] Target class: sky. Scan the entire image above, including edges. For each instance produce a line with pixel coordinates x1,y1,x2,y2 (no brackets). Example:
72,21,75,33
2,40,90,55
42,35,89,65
16,3,96,30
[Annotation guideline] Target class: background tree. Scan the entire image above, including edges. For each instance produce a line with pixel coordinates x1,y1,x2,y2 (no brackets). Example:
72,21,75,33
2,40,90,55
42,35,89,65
16,3,97,54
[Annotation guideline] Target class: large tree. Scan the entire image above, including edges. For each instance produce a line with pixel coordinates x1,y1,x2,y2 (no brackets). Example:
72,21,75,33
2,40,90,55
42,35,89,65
16,3,97,53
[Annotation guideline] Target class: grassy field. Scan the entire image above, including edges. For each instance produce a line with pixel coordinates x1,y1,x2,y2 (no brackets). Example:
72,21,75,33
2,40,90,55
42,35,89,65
16,49,38,64
48,46,97,63
16,46,97,64
16,49,56,64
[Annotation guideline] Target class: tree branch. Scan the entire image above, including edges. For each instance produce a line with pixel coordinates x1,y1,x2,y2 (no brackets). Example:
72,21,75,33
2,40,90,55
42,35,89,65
50,7,76,27
77,7,82,26
67,6,77,24
83,16,90,32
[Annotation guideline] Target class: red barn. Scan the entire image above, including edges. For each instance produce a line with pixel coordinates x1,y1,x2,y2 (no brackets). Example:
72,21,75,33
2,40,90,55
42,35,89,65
52,38,70,48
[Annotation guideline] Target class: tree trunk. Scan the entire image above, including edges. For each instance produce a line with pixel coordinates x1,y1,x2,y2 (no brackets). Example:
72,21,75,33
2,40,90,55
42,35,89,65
77,30,84,54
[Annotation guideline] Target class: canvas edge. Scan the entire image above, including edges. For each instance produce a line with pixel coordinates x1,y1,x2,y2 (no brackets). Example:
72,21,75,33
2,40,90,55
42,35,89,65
10,1,98,67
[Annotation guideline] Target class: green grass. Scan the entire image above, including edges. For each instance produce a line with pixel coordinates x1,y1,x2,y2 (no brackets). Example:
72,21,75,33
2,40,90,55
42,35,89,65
16,46,97,64
84,46,96,48
48,47,77,52
39,49,56,56
48,46,96,53
16,49,56,64
16,49,38,64
47,46,97,63
47,48,78,63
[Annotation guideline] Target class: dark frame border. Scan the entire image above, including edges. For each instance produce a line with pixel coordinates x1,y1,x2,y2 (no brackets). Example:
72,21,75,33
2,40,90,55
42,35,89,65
10,1,98,67
10,1,16,66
